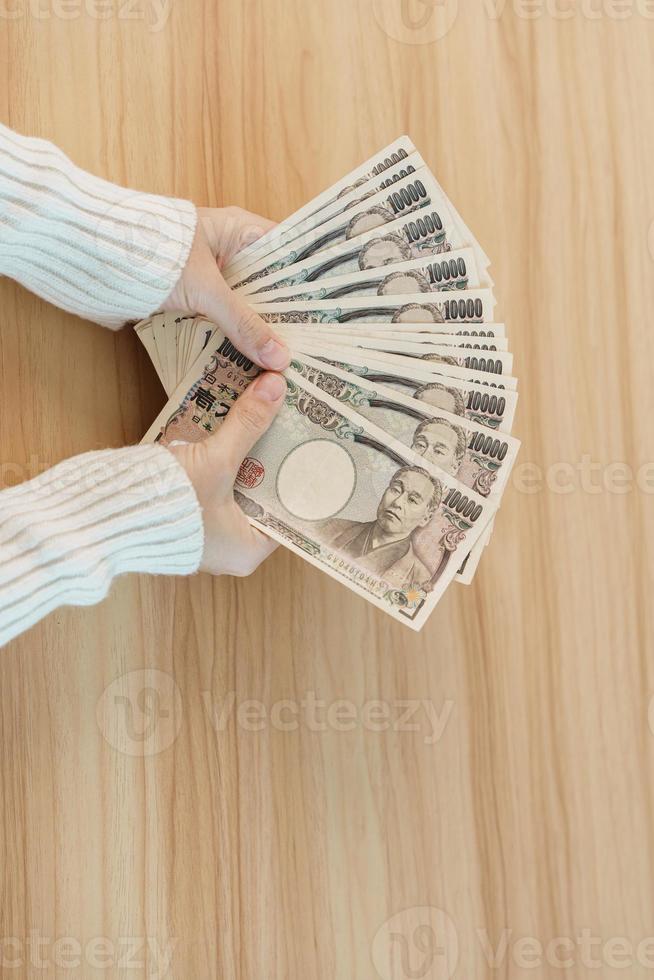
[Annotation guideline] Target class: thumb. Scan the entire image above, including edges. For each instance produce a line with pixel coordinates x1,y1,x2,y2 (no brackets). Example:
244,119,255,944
198,259,290,372
209,372,287,482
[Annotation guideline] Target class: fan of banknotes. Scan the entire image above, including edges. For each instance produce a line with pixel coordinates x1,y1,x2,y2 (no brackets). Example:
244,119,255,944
136,136,520,631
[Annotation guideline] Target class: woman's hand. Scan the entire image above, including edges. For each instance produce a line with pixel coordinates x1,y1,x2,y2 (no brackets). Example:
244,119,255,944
163,206,290,371
168,371,287,576
166,208,290,577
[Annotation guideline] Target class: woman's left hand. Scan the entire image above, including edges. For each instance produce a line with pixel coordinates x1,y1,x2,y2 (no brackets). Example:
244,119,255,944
163,206,290,372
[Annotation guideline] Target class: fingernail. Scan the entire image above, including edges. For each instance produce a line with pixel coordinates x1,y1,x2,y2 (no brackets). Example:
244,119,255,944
242,228,265,246
259,337,291,370
253,372,287,402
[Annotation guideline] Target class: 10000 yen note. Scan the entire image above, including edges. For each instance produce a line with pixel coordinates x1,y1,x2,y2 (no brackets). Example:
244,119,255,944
456,531,492,585
248,247,482,304
228,169,438,289
307,347,518,431
237,207,492,298
223,136,418,280
142,335,496,629
291,355,521,501
278,325,511,362
252,289,495,325
136,313,509,400
230,170,485,291
279,322,506,339
286,335,514,380
135,319,166,386
225,153,429,287
294,340,518,393
278,325,509,351
291,354,520,581
309,344,519,577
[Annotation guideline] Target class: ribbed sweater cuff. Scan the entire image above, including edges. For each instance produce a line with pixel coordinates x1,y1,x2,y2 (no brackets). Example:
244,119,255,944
0,445,204,647
0,123,197,328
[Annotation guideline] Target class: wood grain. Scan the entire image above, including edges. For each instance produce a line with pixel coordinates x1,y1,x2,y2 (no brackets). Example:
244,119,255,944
1,1,654,977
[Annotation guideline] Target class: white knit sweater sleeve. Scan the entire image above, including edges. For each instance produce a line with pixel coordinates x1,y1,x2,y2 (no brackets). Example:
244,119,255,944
0,447,204,647
0,126,205,646
0,122,197,327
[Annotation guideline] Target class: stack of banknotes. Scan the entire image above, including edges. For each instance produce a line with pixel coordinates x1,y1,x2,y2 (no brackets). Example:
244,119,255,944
137,137,520,631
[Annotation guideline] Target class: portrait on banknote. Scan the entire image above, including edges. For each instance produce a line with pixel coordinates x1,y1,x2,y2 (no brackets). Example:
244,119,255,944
321,465,442,591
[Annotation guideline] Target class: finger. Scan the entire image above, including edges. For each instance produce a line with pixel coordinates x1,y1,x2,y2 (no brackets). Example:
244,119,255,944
229,527,278,578
245,526,280,569
196,258,290,370
200,207,276,261
229,208,276,248
206,372,287,482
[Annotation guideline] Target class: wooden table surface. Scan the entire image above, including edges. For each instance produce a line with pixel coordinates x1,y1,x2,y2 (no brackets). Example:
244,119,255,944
1,2,653,977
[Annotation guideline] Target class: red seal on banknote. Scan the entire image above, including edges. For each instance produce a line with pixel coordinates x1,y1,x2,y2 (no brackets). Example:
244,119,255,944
236,457,265,489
